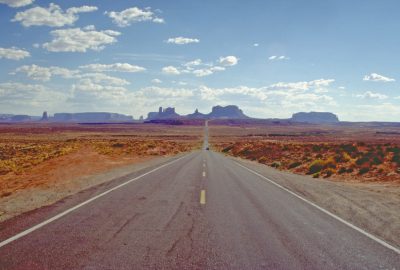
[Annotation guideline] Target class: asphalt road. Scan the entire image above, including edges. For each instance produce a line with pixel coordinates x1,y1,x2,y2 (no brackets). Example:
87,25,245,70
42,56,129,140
0,125,399,269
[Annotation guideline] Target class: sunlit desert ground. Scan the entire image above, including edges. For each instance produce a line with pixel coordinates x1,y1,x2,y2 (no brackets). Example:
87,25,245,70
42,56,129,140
0,123,202,221
210,121,400,184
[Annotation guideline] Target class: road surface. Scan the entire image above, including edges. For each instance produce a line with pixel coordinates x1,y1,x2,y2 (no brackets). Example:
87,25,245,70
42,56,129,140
0,124,399,269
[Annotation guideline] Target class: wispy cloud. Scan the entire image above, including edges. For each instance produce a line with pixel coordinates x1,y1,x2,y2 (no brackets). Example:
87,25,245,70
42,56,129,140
268,55,290,61
363,73,395,82
0,0,33,8
162,66,181,75
79,63,146,73
356,91,388,99
166,37,200,45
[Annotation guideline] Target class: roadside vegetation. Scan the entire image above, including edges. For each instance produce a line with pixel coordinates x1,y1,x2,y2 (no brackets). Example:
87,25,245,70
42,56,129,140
216,141,400,182
0,124,202,198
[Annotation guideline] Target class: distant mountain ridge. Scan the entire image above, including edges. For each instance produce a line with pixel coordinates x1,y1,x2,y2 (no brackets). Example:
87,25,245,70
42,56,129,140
0,106,341,124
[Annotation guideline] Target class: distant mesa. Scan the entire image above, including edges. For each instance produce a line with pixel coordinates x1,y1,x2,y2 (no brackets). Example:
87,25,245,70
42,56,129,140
208,105,249,119
53,112,133,123
291,112,339,123
11,115,31,122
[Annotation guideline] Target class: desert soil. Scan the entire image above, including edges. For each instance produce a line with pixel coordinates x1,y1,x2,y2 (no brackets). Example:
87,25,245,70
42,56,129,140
0,147,183,222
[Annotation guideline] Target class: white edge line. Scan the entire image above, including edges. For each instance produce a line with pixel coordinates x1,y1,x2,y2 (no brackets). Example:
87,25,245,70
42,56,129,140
235,161,400,255
0,154,190,249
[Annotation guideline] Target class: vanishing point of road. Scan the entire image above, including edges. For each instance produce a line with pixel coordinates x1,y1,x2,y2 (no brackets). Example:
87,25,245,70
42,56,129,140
0,122,399,269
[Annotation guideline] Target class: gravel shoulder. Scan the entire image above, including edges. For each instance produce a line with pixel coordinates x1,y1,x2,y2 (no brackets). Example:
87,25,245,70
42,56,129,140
230,154,400,248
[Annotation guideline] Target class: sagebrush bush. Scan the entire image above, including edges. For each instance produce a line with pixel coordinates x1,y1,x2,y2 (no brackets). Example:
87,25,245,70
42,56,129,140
308,159,325,174
288,161,301,169
358,167,369,175
324,168,335,177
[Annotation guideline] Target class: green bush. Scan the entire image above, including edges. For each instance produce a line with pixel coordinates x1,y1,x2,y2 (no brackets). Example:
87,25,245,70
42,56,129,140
340,144,357,153
387,147,400,154
288,161,302,169
308,160,325,174
358,167,369,175
356,156,369,166
372,156,383,165
222,145,234,153
392,154,400,165
324,168,335,177
271,161,281,168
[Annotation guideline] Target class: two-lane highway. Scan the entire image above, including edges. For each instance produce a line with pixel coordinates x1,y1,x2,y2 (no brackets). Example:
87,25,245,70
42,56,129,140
0,124,399,269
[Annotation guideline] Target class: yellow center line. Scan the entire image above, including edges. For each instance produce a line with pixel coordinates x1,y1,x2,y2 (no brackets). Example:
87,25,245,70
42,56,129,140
200,190,206,204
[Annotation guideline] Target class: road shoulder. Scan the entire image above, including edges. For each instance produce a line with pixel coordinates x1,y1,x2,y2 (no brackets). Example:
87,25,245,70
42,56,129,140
226,153,400,248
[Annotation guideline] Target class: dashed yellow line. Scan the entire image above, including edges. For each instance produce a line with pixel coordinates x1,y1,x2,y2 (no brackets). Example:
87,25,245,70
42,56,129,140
200,190,206,204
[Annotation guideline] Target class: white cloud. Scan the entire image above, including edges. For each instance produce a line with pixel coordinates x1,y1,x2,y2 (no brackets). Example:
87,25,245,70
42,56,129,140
15,64,79,81
195,79,336,113
0,0,33,8
15,64,129,86
71,79,129,102
43,27,120,52
183,59,203,70
219,56,238,66
12,3,97,27
77,73,129,86
105,7,164,27
0,47,30,60
363,73,395,82
269,55,289,61
79,63,146,73
166,37,200,45
356,91,388,100
253,43,259,47
162,66,180,75
267,79,334,93
137,86,194,98
0,82,68,113
161,57,236,77
192,69,214,77
151,78,162,84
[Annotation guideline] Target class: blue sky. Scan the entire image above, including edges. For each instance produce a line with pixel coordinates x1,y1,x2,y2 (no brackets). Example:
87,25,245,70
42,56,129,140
0,0,400,121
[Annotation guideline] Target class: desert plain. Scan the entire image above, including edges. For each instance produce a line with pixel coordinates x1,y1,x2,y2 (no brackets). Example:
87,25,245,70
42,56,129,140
0,120,399,247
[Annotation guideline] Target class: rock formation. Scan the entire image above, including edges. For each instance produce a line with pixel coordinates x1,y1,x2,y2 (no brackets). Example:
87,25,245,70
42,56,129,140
291,112,339,123
41,111,48,121
208,105,249,119
186,109,207,119
146,107,180,120
53,112,133,123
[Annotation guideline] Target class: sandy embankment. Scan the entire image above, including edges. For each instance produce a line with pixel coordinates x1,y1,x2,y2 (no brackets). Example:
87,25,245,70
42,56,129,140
0,147,178,222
